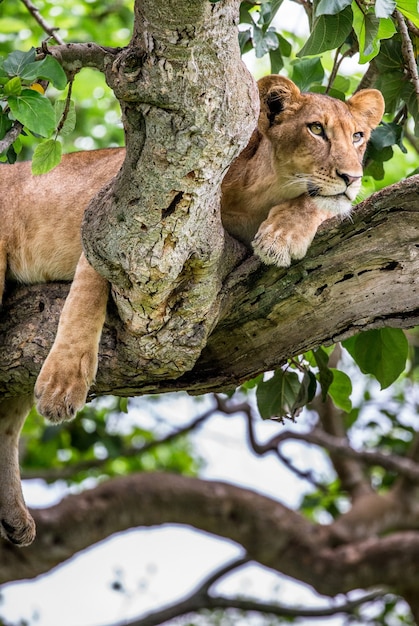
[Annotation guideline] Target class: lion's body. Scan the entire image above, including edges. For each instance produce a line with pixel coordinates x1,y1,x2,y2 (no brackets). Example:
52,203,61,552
0,148,124,293
0,75,384,546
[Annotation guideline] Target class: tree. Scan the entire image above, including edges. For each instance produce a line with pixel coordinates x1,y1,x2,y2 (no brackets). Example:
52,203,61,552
2,0,419,624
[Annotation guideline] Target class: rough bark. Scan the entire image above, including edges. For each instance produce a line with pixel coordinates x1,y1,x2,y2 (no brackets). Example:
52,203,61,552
1,176,419,398
2,471,419,598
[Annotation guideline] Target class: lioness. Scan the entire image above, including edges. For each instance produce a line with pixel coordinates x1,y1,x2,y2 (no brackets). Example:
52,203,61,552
0,75,384,546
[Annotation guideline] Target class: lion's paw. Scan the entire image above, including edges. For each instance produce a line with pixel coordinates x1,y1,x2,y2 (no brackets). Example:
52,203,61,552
35,350,94,423
252,223,311,267
0,505,36,547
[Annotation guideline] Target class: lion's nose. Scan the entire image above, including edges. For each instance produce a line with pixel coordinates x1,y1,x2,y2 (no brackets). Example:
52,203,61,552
336,171,361,187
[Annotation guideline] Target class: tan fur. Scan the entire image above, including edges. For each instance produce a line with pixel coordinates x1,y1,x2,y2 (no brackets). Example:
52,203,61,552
0,76,384,545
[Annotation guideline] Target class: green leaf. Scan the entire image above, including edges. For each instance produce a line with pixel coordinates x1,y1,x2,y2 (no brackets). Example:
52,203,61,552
8,89,56,137
3,76,21,96
377,16,397,40
253,26,279,58
32,139,62,174
370,122,407,153
19,57,67,90
256,369,301,420
3,48,36,76
352,2,380,62
291,57,324,91
402,81,419,134
0,111,12,141
375,0,396,17
315,0,352,17
313,347,334,400
365,140,394,164
328,369,352,412
298,6,353,56
268,0,285,23
294,370,317,410
239,29,253,55
343,328,408,389
239,2,255,25
269,47,284,73
376,71,404,114
364,157,385,179
257,0,286,27
375,36,404,73
397,0,419,28
34,56,67,90
55,99,76,136
13,135,22,154
277,32,292,57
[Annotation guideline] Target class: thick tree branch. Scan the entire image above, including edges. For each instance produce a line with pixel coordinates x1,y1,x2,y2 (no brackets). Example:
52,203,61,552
1,177,419,398
3,472,419,597
47,42,122,74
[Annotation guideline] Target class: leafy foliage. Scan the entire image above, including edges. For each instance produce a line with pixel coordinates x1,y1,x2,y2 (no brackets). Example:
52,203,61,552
0,47,68,168
0,0,131,167
21,397,202,484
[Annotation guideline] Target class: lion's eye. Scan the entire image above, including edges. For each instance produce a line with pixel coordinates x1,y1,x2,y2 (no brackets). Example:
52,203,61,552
308,122,325,138
353,131,364,144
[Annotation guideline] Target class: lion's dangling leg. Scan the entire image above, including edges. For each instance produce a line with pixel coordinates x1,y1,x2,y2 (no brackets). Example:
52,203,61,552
35,253,109,423
0,394,36,546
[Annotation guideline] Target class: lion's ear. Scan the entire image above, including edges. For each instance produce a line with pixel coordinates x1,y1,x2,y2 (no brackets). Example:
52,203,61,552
347,89,385,129
257,75,301,132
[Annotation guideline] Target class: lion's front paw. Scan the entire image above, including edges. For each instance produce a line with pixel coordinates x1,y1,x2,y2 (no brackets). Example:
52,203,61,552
0,506,36,547
252,222,312,267
35,350,95,423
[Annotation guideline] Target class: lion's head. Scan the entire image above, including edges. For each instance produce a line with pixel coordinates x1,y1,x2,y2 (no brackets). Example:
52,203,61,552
221,76,385,244
257,75,385,215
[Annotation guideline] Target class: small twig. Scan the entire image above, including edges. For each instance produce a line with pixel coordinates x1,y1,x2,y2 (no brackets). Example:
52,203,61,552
326,46,356,95
19,0,65,45
275,447,329,491
55,79,74,135
394,10,419,108
0,121,24,155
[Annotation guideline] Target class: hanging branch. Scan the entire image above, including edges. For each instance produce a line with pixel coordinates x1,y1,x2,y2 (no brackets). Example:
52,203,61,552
395,10,419,108
113,562,386,626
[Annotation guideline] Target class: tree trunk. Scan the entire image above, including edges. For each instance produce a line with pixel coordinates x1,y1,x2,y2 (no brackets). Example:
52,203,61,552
81,0,258,381
3,472,419,598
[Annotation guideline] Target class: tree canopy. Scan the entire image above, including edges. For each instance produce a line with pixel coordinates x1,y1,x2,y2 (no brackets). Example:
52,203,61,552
2,0,419,624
